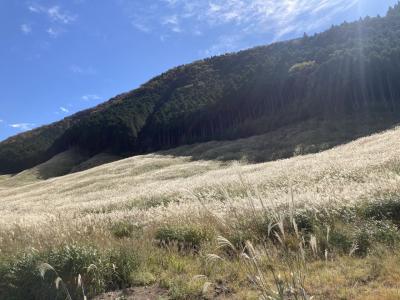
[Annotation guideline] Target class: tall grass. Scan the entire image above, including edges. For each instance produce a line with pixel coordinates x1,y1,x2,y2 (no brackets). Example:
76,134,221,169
200,181,400,299
1,192,400,299
2,127,400,298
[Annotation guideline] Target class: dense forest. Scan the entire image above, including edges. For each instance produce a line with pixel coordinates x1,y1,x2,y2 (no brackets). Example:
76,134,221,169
1,4,400,174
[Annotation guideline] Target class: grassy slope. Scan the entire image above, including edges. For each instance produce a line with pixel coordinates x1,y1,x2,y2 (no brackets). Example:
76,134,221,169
0,150,122,187
2,127,400,299
0,149,89,187
1,124,400,227
2,115,393,185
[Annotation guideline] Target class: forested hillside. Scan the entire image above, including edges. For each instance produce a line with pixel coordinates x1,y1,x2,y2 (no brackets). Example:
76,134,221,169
1,4,400,174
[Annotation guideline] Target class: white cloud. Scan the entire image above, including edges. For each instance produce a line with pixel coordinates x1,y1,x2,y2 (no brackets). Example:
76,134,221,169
163,15,179,25
27,4,76,38
69,65,97,75
132,22,151,33
28,4,77,24
47,6,77,24
0,119,3,123
81,94,101,101
193,0,359,38
21,24,32,34
47,27,61,38
60,106,69,113
209,3,222,13
202,34,246,56
119,0,360,55
28,5,40,13
10,123,35,131
162,0,179,5
162,15,182,33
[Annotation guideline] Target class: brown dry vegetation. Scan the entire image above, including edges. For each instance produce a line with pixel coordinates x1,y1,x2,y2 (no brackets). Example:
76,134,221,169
2,127,400,299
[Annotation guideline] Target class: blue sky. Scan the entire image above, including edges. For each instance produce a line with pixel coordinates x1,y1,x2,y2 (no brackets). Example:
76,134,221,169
0,0,397,141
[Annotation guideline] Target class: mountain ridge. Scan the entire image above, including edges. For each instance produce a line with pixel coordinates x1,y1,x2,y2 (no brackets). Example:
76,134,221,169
2,3,400,174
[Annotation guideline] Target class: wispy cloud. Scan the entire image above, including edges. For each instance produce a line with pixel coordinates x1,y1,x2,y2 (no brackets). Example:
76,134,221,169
59,106,69,113
47,6,77,24
132,22,151,33
28,5,40,13
10,123,35,131
27,3,76,38
47,27,62,38
28,4,77,24
162,15,182,33
202,35,246,57
21,24,32,34
69,65,97,75
119,0,360,55
81,94,101,101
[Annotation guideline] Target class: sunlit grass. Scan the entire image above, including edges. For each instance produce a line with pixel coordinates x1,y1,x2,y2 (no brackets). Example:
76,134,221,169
2,126,400,298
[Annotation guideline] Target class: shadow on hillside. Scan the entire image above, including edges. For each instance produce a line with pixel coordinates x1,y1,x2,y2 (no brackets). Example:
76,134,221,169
1,150,121,187
4,114,400,185
160,114,400,164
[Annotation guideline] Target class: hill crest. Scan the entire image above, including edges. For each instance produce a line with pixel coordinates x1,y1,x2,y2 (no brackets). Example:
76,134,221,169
1,3,400,174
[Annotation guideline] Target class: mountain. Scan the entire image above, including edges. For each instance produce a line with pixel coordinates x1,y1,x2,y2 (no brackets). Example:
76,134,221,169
1,3,400,175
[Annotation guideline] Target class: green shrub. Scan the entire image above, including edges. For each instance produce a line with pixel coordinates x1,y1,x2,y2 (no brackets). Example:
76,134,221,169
353,228,371,257
110,222,142,239
131,270,156,286
0,244,140,300
328,230,353,254
105,247,140,290
250,210,317,246
167,276,203,300
360,198,400,225
155,226,211,252
293,211,318,233
0,245,101,300
0,251,49,300
226,229,254,251
352,220,400,256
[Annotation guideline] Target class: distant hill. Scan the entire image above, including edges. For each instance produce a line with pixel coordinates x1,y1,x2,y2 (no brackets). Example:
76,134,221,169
2,3,400,175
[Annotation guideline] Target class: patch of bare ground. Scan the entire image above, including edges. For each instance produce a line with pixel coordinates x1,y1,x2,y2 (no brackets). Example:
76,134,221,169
93,286,168,300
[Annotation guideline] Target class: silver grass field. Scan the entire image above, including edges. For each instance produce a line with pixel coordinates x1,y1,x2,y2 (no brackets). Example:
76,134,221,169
2,127,400,299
